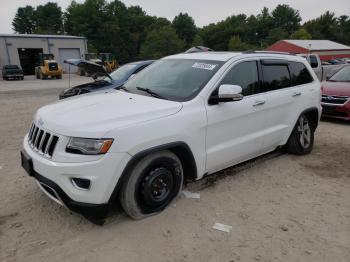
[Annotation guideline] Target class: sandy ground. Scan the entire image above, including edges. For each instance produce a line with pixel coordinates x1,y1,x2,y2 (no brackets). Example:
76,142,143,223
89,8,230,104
0,77,349,262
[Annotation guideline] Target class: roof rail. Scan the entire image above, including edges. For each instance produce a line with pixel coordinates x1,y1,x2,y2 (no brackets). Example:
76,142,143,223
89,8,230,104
242,50,296,56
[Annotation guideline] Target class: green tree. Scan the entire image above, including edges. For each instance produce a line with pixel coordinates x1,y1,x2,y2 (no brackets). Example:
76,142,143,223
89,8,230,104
255,7,274,41
291,28,311,39
201,14,248,50
172,13,197,46
192,34,204,46
12,6,36,34
304,11,337,40
35,2,63,34
337,16,350,44
140,26,185,59
271,4,301,35
65,0,108,54
266,27,289,45
228,36,250,51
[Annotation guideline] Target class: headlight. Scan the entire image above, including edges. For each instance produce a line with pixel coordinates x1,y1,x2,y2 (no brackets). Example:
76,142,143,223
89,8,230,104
66,138,113,155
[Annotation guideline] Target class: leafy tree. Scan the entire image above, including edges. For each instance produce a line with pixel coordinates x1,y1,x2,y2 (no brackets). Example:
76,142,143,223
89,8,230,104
255,7,274,41
192,34,204,46
12,1,350,62
172,13,197,46
271,4,301,35
266,27,289,45
291,28,312,39
140,26,185,59
35,2,63,34
228,36,250,51
13,3,63,34
304,11,337,40
12,6,36,34
337,16,350,44
201,14,248,50
65,0,108,55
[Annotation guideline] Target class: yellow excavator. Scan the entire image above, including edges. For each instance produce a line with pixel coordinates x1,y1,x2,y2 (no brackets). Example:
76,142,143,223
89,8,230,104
35,53,63,79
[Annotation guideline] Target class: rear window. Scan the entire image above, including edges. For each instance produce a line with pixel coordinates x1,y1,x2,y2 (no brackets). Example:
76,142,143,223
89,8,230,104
309,55,318,68
289,62,313,86
262,64,290,92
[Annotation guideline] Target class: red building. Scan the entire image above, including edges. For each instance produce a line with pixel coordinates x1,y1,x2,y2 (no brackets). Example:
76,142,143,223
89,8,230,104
267,40,350,61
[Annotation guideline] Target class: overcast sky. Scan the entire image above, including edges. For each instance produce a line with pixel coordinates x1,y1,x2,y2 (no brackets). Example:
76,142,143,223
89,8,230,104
1,0,350,33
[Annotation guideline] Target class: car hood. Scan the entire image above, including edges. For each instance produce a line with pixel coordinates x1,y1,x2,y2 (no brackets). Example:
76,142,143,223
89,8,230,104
64,59,111,79
35,91,183,138
322,81,350,96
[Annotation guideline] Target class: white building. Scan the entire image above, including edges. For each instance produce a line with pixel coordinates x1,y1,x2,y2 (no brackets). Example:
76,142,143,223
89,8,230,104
0,34,87,75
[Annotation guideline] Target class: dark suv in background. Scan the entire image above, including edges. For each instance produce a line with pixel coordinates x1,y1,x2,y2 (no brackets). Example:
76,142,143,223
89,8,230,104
2,65,24,80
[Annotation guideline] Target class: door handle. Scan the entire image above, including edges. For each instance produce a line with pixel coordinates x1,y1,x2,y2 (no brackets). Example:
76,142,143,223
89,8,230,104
253,100,266,107
292,92,302,97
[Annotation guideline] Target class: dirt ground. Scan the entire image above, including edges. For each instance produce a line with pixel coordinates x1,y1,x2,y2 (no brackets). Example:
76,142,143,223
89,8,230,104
0,77,349,262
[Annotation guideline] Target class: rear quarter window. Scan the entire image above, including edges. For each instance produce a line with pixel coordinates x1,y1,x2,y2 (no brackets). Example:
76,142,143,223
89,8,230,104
288,62,313,86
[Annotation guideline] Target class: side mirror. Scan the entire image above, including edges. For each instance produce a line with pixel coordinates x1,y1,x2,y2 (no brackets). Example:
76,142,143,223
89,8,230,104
326,76,330,81
209,84,243,104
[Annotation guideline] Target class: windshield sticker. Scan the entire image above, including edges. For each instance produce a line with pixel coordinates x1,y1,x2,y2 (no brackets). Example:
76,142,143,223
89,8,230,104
192,63,217,70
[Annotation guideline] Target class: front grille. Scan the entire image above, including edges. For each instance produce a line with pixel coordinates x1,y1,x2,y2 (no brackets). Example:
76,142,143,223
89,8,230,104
322,95,349,105
28,123,59,158
48,63,58,71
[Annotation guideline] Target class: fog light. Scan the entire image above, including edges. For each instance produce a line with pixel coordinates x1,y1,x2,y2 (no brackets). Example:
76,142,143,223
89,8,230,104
71,178,91,190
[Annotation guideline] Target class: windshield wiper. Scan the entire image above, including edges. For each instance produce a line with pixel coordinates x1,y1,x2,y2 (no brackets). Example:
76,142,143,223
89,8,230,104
117,85,129,91
136,87,166,99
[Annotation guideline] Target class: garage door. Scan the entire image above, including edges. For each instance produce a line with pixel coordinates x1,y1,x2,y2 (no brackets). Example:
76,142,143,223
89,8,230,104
59,48,81,73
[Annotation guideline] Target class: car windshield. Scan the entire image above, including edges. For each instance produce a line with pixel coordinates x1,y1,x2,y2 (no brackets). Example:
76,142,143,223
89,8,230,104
123,59,224,101
329,66,350,82
105,64,137,83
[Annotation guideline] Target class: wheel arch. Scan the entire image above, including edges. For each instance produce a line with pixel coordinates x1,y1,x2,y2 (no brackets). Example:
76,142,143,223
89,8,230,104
108,142,198,204
300,107,320,131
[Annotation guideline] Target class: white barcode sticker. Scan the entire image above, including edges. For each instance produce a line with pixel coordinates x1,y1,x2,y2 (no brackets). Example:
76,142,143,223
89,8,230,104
192,63,217,70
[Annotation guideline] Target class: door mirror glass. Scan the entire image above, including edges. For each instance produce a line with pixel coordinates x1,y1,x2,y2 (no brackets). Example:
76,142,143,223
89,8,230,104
218,84,243,101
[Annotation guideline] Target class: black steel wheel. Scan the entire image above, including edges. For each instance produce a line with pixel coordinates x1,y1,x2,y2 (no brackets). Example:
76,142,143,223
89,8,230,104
120,150,183,220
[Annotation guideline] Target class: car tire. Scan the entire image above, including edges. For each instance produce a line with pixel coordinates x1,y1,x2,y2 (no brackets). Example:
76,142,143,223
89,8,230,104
120,150,183,220
286,114,314,155
40,72,47,80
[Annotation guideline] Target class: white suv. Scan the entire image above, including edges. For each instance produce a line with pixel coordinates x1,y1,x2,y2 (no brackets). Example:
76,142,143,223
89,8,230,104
21,52,321,224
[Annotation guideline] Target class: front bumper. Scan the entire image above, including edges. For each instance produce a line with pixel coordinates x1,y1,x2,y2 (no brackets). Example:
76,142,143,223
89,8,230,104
21,136,131,221
42,71,62,76
24,157,109,222
321,103,350,120
4,74,23,79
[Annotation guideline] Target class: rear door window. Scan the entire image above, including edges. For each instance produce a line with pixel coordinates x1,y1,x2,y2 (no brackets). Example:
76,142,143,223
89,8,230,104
261,62,291,92
288,62,313,86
